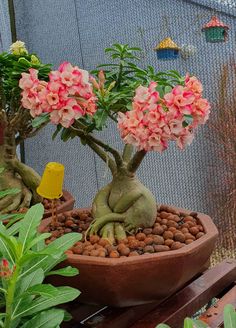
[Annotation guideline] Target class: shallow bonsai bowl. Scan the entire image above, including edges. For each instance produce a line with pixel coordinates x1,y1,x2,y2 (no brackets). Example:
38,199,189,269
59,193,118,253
41,206,218,307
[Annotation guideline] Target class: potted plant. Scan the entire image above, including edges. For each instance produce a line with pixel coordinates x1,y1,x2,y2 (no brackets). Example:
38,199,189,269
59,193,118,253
0,41,75,216
21,44,218,306
0,195,82,328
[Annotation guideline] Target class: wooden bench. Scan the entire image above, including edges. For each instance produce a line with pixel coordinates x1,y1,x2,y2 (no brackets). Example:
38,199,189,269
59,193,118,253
62,259,236,328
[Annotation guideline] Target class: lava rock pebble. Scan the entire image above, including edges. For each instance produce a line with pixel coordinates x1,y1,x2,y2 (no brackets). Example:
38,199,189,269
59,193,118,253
44,206,206,258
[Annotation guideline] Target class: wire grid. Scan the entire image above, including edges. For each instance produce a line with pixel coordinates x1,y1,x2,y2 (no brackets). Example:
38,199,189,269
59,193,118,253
3,0,234,263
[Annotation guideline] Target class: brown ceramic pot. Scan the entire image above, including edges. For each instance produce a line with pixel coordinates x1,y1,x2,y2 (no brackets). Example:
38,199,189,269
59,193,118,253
40,206,218,307
43,190,75,218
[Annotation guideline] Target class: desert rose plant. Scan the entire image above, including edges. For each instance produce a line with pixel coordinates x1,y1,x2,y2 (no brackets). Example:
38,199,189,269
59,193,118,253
0,200,81,328
19,44,210,244
0,41,51,213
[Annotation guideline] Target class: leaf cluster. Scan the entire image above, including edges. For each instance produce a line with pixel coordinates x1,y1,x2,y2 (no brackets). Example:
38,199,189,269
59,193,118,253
0,203,81,328
0,51,51,108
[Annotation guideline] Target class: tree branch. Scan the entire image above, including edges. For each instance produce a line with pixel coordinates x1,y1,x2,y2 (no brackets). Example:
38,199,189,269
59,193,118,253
122,144,134,162
127,149,147,173
71,127,117,175
87,134,123,167
74,120,123,167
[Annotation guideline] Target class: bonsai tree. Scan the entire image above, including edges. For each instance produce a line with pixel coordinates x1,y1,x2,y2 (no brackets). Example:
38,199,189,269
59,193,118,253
19,44,210,244
0,41,51,213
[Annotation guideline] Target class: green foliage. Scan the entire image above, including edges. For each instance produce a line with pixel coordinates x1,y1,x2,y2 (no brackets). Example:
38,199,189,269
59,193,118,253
0,51,51,107
0,203,81,328
155,304,236,328
224,304,236,328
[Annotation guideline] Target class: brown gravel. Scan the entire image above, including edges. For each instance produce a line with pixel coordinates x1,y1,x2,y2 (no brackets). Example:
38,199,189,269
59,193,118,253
43,206,206,258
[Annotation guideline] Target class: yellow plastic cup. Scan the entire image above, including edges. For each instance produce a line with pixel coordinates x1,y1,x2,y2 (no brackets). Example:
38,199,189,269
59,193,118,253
37,162,65,199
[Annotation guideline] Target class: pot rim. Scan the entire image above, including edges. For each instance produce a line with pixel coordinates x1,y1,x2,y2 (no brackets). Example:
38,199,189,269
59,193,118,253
40,205,218,266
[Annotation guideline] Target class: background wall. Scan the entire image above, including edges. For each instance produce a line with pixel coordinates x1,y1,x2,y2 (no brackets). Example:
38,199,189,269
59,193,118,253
7,0,235,220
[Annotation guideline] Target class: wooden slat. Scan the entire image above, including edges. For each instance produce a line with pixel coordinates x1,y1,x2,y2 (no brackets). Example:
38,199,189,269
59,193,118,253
61,303,104,328
130,259,236,328
199,284,236,328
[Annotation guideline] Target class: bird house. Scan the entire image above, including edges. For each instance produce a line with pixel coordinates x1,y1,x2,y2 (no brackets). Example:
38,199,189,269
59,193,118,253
154,37,180,60
202,16,229,43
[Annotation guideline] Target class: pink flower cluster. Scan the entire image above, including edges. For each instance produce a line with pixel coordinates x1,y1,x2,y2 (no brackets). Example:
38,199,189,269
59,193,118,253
19,62,97,128
118,75,210,152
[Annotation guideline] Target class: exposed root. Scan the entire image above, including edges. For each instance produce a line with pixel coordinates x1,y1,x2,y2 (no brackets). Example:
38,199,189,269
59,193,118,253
114,223,127,241
92,184,112,218
101,223,115,244
19,185,32,208
0,195,14,212
89,213,125,235
2,192,22,213
10,159,42,203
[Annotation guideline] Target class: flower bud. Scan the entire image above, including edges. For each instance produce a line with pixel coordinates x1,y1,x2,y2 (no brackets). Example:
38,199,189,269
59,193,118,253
90,76,99,90
98,70,105,87
0,258,12,278
10,40,28,56
31,55,40,65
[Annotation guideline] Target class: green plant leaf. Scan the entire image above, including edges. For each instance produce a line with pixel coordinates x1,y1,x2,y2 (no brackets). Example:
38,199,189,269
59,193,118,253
52,125,62,140
46,266,79,277
192,319,209,327
26,233,51,251
0,167,4,174
17,268,44,294
155,324,170,328
20,308,65,328
18,203,44,253
0,188,21,199
32,113,49,128
183,317,194,328
0,231,18,262
224,304,236,328
13,286,80,319
25,284,59,298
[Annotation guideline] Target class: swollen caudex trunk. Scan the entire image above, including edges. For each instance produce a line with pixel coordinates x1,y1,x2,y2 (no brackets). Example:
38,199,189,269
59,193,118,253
90,169,157,243
0,126,41,213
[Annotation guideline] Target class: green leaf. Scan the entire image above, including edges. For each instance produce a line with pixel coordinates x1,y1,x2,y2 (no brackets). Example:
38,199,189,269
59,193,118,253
52,124,62,140
46,266,79,277
18,203,44,253
13,286,80,319
26,233,51,251
224,304,236,328
0,231,18,262
5,214,25,228
0,167,4,174
192,319,208,327
0,188,20,199
17,268,44,294
183,114,193,127
183,317,194,328
20,233,81,278
6,220,24,235
20,308,65,328
155,324,170,328
32,113,50,128
164,86,172,94
25,284,59,298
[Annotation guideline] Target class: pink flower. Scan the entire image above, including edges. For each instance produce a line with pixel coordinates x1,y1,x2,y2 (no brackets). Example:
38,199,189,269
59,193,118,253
19,68,38,90
118,80,210,153
19,62,97,127
185,74,203,96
